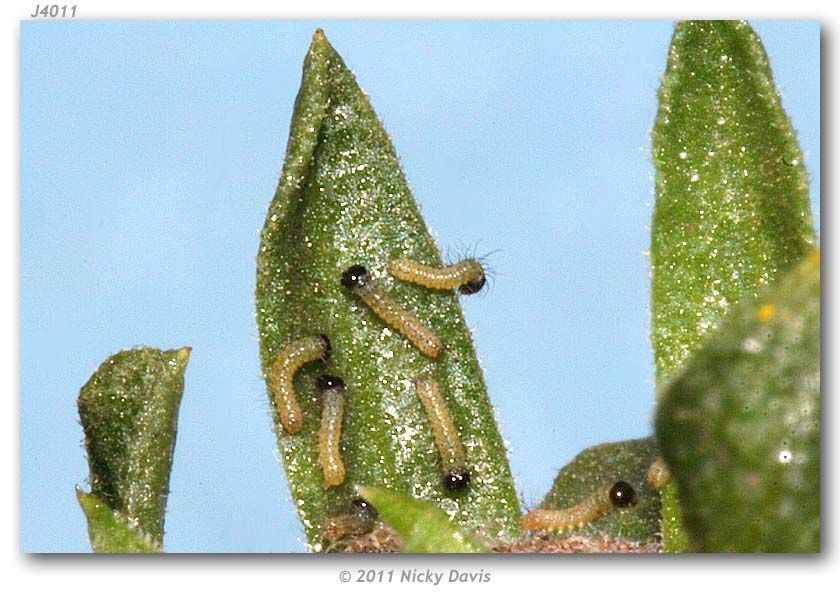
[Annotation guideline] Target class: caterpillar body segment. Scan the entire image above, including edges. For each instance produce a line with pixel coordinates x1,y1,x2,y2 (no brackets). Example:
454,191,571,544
522,481,638,533
269,334,331,434
388,257,486,295
317,375,346,487
414,373,470,491
341,265,443,358
522,486,612,533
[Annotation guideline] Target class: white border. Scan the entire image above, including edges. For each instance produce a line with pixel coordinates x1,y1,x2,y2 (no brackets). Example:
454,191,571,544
4,2,835,598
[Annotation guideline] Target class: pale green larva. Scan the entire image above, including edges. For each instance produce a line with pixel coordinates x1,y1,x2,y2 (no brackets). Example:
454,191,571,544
268,334,331,434
522,481,638,533
341,265,443,358
415,373,470,492
316,375,346,487
388,257,486,295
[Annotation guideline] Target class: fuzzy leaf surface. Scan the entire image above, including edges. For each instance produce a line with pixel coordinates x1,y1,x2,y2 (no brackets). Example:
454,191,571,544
255,30,520,549
650,20,816,551
77,346,190,549
651,20,815,381
657,252,820,552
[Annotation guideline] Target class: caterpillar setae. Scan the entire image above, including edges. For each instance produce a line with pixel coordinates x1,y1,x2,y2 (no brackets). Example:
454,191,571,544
522,480,638,533
414,373,470,492
341,265,443,358
388,257,486,295
316,374,346,487
322,497,379,543
646,456,671,490
268,334,331,434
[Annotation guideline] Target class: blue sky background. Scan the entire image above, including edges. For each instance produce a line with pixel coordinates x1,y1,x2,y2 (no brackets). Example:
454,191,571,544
19,20,820,552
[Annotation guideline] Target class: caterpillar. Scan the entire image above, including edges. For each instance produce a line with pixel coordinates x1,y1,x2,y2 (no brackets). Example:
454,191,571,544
388,257,486,295
341,265,443,358
322,497,379,543
316,374,346,487
414,373,470,492
268,334,331,434
646,456,671,490
522,481,638,533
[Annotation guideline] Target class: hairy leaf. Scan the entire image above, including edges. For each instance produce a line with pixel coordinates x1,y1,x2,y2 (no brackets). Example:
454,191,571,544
255,30,520,549
650,20,816,551
651,20,815,380
657,252,819,552
77,346,190,550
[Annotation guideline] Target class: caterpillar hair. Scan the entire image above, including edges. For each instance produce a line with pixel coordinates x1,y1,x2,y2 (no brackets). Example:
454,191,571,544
388,257,486,295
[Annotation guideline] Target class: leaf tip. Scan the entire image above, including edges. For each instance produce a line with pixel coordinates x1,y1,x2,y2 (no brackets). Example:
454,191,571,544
311,27,330,49
176,346,192,364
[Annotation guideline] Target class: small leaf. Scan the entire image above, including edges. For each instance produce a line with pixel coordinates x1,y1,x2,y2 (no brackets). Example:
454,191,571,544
358,486,486,553
76,490,160,553
255,30,520,548
538,438,662,543
657,252,820,552
77,346,190,550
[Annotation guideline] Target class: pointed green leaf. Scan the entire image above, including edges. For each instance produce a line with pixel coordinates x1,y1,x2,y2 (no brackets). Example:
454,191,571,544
77,346,190,550
255,30,520,549
657,252,820,552
650,20,817,551
76,490,160,553
651,20,816,382
538,438,662,543
358,486,486,553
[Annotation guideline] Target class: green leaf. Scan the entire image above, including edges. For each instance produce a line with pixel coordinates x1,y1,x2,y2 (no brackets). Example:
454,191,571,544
358,486,486,553
538,438,662,543
255,30,520,550
77,346,190,550
659,482,690,552
650,19,816,552
656,252,820,552
76,490,161,553
651,20,816,382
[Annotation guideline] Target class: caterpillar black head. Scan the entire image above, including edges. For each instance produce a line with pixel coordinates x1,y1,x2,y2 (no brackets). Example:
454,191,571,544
458,273,486,295
442,468,471,492
316,374,344,393
322,498,378,544
609,480,638,508
341,265,369,290
350,497,378,524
